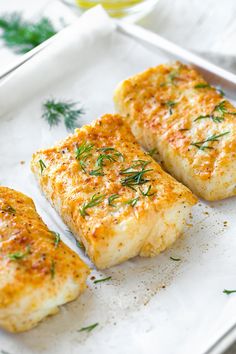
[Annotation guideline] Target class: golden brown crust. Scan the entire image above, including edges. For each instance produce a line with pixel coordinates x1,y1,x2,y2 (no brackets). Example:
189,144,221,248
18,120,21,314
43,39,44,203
0,186,89,332
31,114,197,268
114,62,236,200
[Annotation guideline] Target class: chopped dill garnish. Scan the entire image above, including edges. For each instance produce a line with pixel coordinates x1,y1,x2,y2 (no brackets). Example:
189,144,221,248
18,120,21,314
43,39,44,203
39,159,46,174
75,142,94,159
99,147,124,161
167,69,179,84
89,167,104,176
0,13,57,53
50,260,55,279
216,87,225,97
223,289,236,295
78,322,99,333
75,142,94,172
214,100,228,115
194,83,210,89
191,131,230,151
170,256,181,261
94,276,111,284
80,193,105,217
108,194,120,206
52,231,60,248
124,197,139,207
147,148,157,157
120,160,152,190
42,99,84,131
8,245,30,261
194,115,224,123
139,185,155,197
194,100,236,124
90,148,124,176
166,100,176,115
97,154,116,166
76,240,85,250
2,205,16,214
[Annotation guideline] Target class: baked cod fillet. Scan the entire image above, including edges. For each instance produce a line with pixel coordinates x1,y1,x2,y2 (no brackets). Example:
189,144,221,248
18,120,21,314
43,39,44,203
114,61,236,201
31,114,197,269
0,186,89,333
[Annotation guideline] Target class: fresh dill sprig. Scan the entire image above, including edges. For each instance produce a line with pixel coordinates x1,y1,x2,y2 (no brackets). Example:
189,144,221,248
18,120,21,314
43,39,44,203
39,159,46,174
76,239,85,250
52,231,60,248
2,205,16,214
78,323,99,333
97,154,116,167
8,245,30,261
75,142,94,172
120,160,152,190
191,131,230,151
80,193,105,217
124,197,139,207
216,87,225,97
147,148,157,157
194,100,236,124
139,185,155,197
170,256,181,261
50,260,55,279
42,99,85,131
194,115,224,123
223,289,236,295
167,69,179,85
89,147,123,176
75,142,94,159
108,194,120,206
89,167,104,176
194,83,211,89
0,13,57,53
94,276,111,284
99,147,124,160
165,100,176,115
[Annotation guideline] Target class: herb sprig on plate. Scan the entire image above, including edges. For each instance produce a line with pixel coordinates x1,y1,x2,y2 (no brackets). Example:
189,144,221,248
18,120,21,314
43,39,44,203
194,101,236,124
223,289,236,295
94,276,111,284
52,231,60,248
191,131,230,151
42,99,85,131
75,142,94,172
0,13,57,53
80,193,105,218
78,323,99,333
8,245,30,261
2,205,16,214
120,160,153,191
39,159,46,174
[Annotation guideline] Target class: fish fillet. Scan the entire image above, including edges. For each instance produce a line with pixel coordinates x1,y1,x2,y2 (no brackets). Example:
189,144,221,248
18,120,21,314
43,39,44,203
0,186,89,333
114,61,236,200
31,114,197,269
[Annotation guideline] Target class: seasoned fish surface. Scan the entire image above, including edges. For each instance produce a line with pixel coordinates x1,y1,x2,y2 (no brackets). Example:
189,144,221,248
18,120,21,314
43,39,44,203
31,114,197,269
0,186,89,333
114,62,236,200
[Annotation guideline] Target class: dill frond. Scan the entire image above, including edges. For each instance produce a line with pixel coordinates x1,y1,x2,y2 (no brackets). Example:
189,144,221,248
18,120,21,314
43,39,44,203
0,13,57,53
